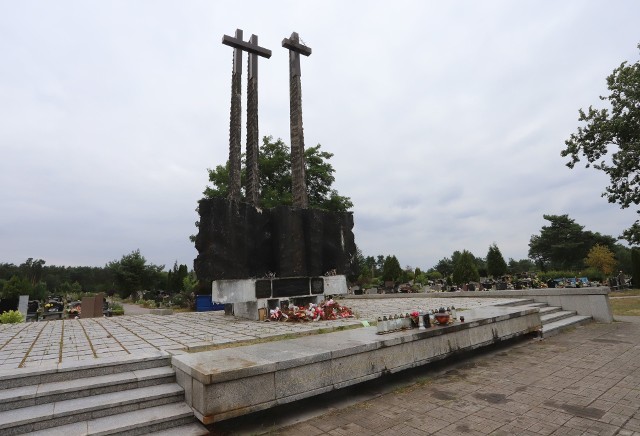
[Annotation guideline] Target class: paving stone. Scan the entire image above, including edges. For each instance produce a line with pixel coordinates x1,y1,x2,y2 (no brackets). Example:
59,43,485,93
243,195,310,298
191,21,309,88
252,319,640,436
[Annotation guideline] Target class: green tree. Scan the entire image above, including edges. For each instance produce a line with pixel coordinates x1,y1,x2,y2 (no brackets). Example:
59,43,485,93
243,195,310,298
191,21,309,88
167,262,189,293
57,281,82,296
507,258,535,274
19,258,46,287
434,257,453,278
364,256,377,277
173,271,198,310
31,282,48,300
382,255,402,283
351,247,366,277
528,214,615,271
400,266,414,284
425,270,443,281
0,263,19,281
413,268,428,286
474,257,487,278
614,244,633,273
561,44,640,245
375,255,385,274
452,250,480,285
486,244,508,278
106,250,165,299
204,136,353,212
585,244,617,276
1,275,32,300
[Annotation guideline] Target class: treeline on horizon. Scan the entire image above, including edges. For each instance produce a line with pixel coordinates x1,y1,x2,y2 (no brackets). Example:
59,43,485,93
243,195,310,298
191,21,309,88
0,250,192,302
355,214,639,289
2,215,639,303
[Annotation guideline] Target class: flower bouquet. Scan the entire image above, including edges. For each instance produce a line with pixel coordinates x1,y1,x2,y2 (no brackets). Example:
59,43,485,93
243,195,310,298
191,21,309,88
410,311,420,328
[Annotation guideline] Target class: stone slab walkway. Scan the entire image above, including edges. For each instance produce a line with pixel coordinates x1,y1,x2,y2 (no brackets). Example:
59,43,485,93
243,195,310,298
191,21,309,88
343,297,523,321
264,319,640,436
0,297,519,371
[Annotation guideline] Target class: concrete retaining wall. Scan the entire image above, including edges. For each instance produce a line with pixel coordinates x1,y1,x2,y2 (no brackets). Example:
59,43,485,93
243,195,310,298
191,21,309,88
172,305,541,424
346,287,613,323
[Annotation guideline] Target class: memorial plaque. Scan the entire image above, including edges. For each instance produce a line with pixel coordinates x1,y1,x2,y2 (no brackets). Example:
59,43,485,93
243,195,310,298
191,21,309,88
310,277,324,294
272,277,310,298
255,279,272,299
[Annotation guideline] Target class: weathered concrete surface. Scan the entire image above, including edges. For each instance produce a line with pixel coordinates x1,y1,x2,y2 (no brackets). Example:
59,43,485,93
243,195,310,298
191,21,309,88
263,318,640,436
0,297,514,371
347,287,614,323
172,305,541,424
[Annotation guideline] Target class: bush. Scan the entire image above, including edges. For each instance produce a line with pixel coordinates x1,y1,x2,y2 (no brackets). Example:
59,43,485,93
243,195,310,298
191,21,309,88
582,267,605,282
109,302,124,316
0,310,24,324
140,299,157,309
535,269,608,285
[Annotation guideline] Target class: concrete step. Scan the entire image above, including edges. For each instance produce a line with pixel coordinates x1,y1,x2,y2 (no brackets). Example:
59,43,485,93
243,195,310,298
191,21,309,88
148,421,210,435
521,302,548,308
542,315,592,338
494,298,536,307
540,310,576,324
538,306,561,315
0,383,185,434
0,366,175,412
25,402,201,436
0,353,171,390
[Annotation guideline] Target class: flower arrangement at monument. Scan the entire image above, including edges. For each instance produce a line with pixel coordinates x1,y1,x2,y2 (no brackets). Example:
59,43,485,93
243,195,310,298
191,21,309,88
268,299,354,322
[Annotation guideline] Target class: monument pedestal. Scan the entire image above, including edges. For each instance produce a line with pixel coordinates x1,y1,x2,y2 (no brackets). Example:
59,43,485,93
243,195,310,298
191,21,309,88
212,275,348,320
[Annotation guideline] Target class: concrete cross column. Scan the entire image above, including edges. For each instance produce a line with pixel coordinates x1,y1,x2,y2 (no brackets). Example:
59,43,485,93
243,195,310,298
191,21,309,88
222,30,271,204
246,35,260,206
282,32,312,209
224,29,243,202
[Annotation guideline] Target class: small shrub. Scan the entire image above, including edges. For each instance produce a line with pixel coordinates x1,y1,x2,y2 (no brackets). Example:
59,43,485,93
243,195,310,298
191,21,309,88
0,310,24,324
109,302,124,315
140,299,157,309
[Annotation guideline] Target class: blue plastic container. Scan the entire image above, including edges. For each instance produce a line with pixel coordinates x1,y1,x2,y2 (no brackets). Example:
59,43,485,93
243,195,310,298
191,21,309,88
196,295,225,312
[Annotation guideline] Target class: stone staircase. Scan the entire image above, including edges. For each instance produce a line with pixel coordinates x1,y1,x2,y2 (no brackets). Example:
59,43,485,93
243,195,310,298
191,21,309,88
0,353,208,435
509,300,592,337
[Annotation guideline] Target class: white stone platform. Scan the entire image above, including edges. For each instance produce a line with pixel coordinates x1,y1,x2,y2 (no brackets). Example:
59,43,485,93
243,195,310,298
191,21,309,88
172,305,542,424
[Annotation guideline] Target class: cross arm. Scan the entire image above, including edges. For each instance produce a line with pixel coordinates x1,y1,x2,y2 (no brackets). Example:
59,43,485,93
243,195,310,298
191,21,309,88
222,35,272,58
282,37,312,56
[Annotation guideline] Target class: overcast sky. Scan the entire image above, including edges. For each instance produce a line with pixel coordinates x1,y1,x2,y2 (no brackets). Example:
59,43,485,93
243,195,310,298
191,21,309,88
1,0,639,271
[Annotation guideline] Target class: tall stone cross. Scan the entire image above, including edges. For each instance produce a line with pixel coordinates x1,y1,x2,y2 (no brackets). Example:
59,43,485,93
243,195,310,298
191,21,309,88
222,29,271,204
282,32,312,209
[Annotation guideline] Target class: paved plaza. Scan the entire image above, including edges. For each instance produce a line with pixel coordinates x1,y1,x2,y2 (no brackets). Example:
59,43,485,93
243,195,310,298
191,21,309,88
0,297,518,371
345,296,522,321
246,318,640,436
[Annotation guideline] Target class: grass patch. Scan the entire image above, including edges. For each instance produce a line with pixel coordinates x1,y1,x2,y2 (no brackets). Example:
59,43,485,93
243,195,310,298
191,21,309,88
610,288,640,297
610,297,640,316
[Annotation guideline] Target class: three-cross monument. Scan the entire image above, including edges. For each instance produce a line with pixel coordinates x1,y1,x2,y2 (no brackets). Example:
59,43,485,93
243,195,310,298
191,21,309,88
194,30,356,319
